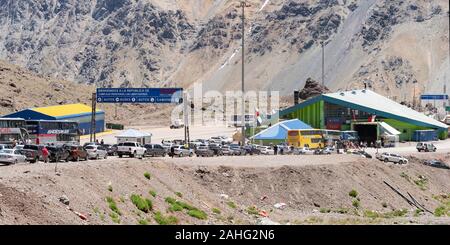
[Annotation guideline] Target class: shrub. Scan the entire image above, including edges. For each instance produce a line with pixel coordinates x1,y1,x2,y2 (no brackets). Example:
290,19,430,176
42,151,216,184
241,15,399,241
138,219,149,225
154,212,178,225
349,190,358,198
247,206,259,215
414,209,424,217
188,209,207,220
144,172,151,180
381,202,388,208
109,212,120,224
320,208,331,213
352,200,360,209
165,197,177,205
363,210,379,219
149,190,157,197
384,209,408,218
176,201,196,211
434,206,447,217
212,208,221,214
169,203,184,212
175,192,183,198
130,194,152,213
108,185,113,192
414,177,428,190
227,201,237,209
106,197,121,215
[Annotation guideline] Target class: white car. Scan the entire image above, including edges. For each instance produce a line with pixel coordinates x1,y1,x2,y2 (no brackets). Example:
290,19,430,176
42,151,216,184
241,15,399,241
257,146,275,155
377,153,408,164
294,147,315,155
210,136,232,144
85,145,108,160
169,145,193,157
0,149,27,165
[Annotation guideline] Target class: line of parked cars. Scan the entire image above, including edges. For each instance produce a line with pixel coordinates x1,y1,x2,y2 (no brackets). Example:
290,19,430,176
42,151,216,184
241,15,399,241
0,142,116,165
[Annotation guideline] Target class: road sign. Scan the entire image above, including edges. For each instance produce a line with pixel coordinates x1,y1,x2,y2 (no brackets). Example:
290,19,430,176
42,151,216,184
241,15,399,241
96,88,183,104
420,94,448,100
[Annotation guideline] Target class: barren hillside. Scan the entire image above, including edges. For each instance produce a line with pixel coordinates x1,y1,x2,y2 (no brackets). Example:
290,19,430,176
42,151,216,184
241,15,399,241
0,153,449,225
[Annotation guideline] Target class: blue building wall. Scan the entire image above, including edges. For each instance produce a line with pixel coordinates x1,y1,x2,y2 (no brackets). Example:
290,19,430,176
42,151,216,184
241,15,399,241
2,110,105,135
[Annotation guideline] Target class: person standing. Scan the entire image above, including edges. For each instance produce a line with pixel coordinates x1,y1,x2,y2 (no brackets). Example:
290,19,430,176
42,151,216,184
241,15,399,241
274,144,278,155
101,139,104,145
42,146,49,163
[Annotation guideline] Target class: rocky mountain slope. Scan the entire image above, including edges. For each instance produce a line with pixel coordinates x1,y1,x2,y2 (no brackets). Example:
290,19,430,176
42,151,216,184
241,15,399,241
0,0,448,101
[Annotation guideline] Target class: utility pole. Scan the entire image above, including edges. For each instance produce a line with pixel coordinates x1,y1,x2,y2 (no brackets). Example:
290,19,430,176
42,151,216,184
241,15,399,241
321,41,325,86
238,1,250,146
90,92,97,143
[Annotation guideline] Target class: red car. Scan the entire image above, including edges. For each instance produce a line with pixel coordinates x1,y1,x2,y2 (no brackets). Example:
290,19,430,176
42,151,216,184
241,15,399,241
68,145,88,161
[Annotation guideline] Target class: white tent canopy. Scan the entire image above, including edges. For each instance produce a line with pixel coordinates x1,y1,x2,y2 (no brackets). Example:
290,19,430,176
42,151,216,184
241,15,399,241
115,129,152,144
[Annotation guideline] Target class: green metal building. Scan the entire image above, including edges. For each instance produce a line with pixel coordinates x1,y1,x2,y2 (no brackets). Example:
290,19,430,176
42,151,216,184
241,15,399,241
280,90,448,142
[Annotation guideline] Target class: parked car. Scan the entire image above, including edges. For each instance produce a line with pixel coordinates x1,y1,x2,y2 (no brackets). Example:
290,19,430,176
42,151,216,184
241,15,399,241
376,152,408,164
208,143,223,156
102,144,117,156
14,145,24,150
195,144,215,157
258,146,274,155
416,142,436,152
210,136,232,145
47,146,70,162
294,147,315,155
230,144,247,155
0,144,11,151
222,145,234,156
83,142,99,148
0,149,27,165
22,144,44,163
423,160,449,169
144,144,167,157
67,145,88,161
85,145,108,160
352,150,372,158
169,145,193,157
243,145,261,155
117,142,146,158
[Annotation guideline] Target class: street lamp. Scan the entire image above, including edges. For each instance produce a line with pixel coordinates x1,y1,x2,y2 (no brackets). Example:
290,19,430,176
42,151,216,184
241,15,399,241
237,1,251,146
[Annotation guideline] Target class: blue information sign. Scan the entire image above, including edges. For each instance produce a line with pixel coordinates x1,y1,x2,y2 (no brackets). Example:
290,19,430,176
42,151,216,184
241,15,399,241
96,88,183,104
420,94,448,100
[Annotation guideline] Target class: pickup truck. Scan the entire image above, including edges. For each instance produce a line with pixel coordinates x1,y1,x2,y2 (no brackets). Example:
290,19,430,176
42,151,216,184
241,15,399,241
117,142,147,158
22,144,44,163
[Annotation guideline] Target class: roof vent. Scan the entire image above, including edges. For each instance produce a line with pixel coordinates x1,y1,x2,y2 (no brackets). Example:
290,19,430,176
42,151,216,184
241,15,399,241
351,90,357,95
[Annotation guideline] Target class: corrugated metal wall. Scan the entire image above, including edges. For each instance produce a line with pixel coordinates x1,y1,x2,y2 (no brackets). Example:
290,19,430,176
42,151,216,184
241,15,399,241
289,100,324,129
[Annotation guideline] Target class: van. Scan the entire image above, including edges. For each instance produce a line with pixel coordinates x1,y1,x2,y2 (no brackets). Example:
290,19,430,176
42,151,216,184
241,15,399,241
416,142,436,152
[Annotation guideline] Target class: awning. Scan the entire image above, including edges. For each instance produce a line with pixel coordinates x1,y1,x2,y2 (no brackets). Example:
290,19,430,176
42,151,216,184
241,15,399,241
379,122,401,135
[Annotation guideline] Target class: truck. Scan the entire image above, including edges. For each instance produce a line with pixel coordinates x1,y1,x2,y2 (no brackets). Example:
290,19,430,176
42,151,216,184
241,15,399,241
117,142,147,158
170,119,184,129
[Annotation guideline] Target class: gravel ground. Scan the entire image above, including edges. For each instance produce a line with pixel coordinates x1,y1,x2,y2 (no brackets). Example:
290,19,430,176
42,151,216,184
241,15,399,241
0,152,449,225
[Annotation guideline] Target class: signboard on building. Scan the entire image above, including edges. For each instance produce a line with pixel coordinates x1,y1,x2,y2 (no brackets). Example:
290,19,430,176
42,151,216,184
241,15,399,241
420,94,449,100
96,88,183,104
446,106,450,112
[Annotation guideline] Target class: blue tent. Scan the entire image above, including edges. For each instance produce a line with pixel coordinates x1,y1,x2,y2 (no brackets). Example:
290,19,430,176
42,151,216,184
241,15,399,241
252,119,312,140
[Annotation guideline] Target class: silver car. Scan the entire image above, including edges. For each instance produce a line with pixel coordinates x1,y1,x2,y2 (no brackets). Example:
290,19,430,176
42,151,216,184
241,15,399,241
0,149,27,165
85,145,108,160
